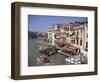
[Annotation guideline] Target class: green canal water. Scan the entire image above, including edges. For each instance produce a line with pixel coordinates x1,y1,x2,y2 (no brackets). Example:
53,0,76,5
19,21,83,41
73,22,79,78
28,39,66,66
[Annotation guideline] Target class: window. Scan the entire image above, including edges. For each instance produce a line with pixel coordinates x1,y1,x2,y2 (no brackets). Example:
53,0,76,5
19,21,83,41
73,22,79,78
81,29,82,38
73,39,75,44
77,31,79,36
80,39,82,46
86,42,88,48
77,38,78,45
66,33,69,37
87,34,88,38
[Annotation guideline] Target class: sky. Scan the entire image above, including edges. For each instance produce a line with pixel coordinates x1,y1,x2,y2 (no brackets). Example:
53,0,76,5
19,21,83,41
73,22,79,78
28,15,87,32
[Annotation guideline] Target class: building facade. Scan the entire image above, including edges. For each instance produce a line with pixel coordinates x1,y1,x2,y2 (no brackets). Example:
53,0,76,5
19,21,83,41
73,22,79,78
48,22,88,50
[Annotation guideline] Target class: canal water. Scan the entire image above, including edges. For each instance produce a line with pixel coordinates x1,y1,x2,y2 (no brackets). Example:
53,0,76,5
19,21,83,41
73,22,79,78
28,39,66,66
